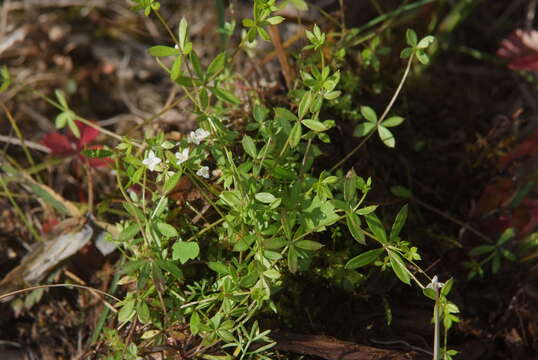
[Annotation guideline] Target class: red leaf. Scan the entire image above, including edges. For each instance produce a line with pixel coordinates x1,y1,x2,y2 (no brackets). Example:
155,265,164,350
499,130,538,169
508,53,538,70
498,29,538,70
86,157,113,168
41,133,75,156
77,121,99,148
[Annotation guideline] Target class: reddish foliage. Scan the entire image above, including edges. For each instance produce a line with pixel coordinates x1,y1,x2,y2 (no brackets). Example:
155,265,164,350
498,29,538,70
41,121,111,167
499,130,538,169
475,130,538,237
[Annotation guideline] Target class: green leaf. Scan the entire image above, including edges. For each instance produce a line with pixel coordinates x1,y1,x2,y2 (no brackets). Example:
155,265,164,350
258,26,270,41
263,237,287,250
388,251,410,285
55,112,67,128
233,234,256,252
353,122,376,137
242,135,257,158
441,278,454,296
344,171,357,203
67,117,80,138
422,287,436,300
55,89,68,109
220,191,242,209
400,47,413,59
172,241,200,264
209,87,241,104
390,204,408,242
156,222,178,237
178,17,189,51
497,227,515,245
190,51,203,78
190,312,201,334
141,330,160,339
415,50,430,65
151,193,168,219
120,260,146,275
360,106,377,122
289,122,302,148
119,223,140,242
123,202,145,222
390,185,412,199
346,212,365,245
207,52,226,78
298,91,312,119
199,88,208,109
118,298,136,323
301,119,327,132
208,261,228,274
170,56,182,81
295,240,324,251
255,192,276,204
417,35,435,49
0,66,12,93
345,248,384,269
501,249,516,261
263,269,281,279
242,18,255,27
274,107,299,123
287,246,298,273
331,199,351,211
148,45,178,57
365,213,387,244
137,302,150,323
356,205,378,215
163,172,182,194
156,260,184,282
382,116,404,127
378,126,395,148
406,29,417,47
469,245,494,257
266,16,284,25
80,148,113,158
324,90,341,100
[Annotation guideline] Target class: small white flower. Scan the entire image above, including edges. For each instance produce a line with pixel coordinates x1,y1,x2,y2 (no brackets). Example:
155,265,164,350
426,275,444,290
142,150,162,172
175,147,190,164
174,44,179,49
187,128,210,145
196,166,210,179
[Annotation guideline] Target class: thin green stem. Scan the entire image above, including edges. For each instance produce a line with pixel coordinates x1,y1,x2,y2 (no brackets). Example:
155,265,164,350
433,290,440,360
331,54,414,171
0,175,41,241
413,197,493,243
1,102,42,183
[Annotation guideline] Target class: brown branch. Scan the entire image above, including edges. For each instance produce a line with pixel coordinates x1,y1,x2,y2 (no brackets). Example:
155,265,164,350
271,332,426,360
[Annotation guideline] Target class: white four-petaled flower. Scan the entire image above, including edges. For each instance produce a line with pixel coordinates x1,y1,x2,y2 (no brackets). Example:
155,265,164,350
187,128,210,145
142,150,162,171
196,166,210,179
426,275,444,291
175,147,190,164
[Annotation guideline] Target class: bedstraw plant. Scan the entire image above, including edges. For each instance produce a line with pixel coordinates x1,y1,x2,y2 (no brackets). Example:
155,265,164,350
1,1,459,359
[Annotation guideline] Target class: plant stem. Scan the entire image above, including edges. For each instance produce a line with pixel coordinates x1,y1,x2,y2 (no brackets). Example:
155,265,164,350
0,174,41,242
433,289,440,360
0,283,121,303
413,197,493,243
331,54,414,171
